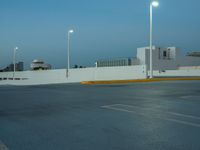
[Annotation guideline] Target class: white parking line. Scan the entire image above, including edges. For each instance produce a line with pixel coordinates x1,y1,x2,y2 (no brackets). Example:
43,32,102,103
102,105,140,114
112,104,200,120
164,118,200,128
180,95,200,99
101,104,200,128
0,140,9,150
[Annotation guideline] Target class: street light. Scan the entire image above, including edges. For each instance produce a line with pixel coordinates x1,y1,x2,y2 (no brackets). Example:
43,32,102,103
149,0,159,78
152,1,159,7
66,29,74,77
13,47,19,79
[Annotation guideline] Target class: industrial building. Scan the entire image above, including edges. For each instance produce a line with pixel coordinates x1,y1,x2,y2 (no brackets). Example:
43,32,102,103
0,62,24,72
96,46,200,71
186,52,200,57
96,58,140,67
137,46,200,70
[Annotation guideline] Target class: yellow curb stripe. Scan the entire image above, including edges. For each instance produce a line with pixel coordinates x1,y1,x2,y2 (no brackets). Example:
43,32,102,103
81,77,200,85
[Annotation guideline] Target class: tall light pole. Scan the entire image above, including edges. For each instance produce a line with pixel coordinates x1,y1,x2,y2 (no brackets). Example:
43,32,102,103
150,0,159,78
13,47,19,79
66,29,74,77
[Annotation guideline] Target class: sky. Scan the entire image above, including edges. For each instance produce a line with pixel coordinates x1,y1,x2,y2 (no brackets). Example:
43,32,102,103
0,0,200,69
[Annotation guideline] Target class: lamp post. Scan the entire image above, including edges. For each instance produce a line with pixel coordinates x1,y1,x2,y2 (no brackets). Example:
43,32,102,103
149,0,159,78
66,29,74,77
13,47,18,79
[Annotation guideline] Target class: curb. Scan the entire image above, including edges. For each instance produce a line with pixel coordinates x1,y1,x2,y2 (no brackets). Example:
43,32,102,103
81,77,200,85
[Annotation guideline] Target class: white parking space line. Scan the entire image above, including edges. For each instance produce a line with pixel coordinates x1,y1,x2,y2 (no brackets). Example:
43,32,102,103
103,104,200,120
0,140,9,150
164,118,200,128
116,104,200,120
180,95,200,99
102,105,141,114
101,104,200,128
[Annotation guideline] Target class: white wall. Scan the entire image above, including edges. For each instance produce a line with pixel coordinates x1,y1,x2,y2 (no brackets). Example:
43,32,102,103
95,65,146,81
152,69,200,77
0,65,147,85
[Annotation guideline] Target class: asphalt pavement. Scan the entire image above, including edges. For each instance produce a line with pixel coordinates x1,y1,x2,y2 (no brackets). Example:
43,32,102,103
0,81,200,150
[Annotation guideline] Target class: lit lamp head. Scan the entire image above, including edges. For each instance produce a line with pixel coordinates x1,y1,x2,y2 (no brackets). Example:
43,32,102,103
69,29,74,34
152,1,159,7
14,47,19,51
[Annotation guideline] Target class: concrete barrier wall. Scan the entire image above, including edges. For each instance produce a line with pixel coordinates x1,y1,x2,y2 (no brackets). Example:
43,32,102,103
95,65,146,80
153,69,200,77
0,65,147,85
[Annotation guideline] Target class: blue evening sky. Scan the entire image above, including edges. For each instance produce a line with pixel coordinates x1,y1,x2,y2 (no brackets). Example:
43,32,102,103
0,0,200,69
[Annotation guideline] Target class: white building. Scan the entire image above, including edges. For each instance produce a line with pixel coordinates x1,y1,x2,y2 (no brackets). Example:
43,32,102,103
30,59,51,70
137,46,200,71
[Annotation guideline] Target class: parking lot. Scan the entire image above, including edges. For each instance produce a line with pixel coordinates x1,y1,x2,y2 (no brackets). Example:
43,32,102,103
0,81,200,150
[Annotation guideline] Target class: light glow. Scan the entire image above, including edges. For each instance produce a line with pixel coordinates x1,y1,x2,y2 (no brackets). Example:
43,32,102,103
152,1,159,7
69,29,74,33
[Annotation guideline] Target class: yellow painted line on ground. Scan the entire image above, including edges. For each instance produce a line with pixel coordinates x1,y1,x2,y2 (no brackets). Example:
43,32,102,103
81,77,200,85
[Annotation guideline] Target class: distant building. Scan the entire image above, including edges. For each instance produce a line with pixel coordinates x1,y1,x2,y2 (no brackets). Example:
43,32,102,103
96,58,140,67
137,46,200,70
0,62,24,72
186,52,200,57
16,62,24,71
31,59,51,70
96,46,200,70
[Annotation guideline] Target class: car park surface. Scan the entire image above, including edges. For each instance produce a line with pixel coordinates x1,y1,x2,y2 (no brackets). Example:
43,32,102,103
0,81,200,150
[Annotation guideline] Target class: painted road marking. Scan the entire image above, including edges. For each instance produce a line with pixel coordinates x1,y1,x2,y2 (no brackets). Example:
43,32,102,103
0,140,9,150
113,104,200,120
101,104,200,128
180,95,200,99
